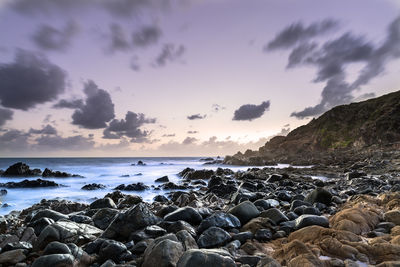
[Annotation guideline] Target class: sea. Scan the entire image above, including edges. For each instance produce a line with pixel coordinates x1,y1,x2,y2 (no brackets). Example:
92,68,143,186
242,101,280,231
0,157,305,215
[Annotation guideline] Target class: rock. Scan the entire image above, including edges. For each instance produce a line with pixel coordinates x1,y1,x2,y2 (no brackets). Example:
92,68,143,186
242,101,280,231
176,230,198,250
20,227,37,244
92,208,119,230
98,239,128,263
177,249,236,267
31,254,75,267
154,195,169,203
180,169,214,180
114,182,149,191
256,256,281,267
28,217,55,236
384,210,400,225
346,171,366,180
0,189,7,196
81,183,106,190
295,215,329,229
90,198,117,209
102,203,160,241
0,249,26,265
42,168,81,178
145,225,167,237
164,207,203,225
155,176,169,182
43,241,71,255
241,217,275,234
0,179,59,188
198,212,241,233
117,194,143,208
31,209,69,222
2,162,40,176
255,229,273,242
137,160,146,166
2,241,32,252
167,220,197,237
197,227,231,248
232,231,253,243
228,200,260,224
142,234,184,267
304,187,332,205
69,214,92,224
260,208,289,225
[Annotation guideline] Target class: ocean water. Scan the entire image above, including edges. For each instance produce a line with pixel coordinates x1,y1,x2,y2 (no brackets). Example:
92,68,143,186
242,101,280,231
0,157,294,215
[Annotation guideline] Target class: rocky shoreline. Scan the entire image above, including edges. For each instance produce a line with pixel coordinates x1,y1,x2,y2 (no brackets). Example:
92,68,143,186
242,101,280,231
0,163,399,266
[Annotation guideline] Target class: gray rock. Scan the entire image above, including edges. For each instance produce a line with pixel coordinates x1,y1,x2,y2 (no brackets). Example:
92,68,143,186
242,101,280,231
28,217,55,236
304,188,332,205
43,241,71,255
295,215,329,229
98,239,128,263
142,234,184,267
228,201,260,224
260,208,289,225
31,254,75,267
232,231,253,243
177,249,236,267
0,249,26,265
197,227,231,248
31,209,69,222
176,230,198,251
90,198,117,209
92,208,119,230
164,207,203,225
198,212,241,233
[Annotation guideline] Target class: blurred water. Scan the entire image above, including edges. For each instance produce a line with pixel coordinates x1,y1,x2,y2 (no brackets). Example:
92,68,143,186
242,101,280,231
0,157,313,215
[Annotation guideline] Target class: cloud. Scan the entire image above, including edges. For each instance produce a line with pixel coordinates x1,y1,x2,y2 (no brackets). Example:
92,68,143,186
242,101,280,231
0,49,67,110
102,111,156,142
32,21,79,51
276,16,400,118
182,136,198,145
0,108,13,126
233,100,270,121
265,19,338,50
34,134,95,150
28,124,57,135
187,114,206,120
53,99,84,109
133,25,162,47
212,104,226,112
0,129,30,151
153,43,185,67
187,130,198,134
108,23,131,52
72,81,115,129
162,133,175,137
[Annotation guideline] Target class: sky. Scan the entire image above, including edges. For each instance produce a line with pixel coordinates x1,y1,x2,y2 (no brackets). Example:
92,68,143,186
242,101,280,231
0,0,399,157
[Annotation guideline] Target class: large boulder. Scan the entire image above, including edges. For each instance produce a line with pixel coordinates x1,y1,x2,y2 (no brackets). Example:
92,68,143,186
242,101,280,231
142,234,184,267
197,227,231,248
304,188,332,205
177,249,236,267
102,203,160,240
198,212,241,233
164,207,203,225
228,201,260,224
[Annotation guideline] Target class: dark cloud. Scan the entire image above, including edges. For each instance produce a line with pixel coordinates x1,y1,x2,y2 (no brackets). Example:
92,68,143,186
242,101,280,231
153,43,185,67
0,108,13,127
266,19,338,50
29,124,57,135
187,130,198,134
132,25,162,47
182,136,198,145
162,133,175,137
53,99,84,109
0,129,30,151
212,104,226,112
279,16,400,119
233,101,270,121
108,24,131,52
130,56,140,71
35,134,95,150
103,111,156,143
187,114,206,120
0,49,67,110
32,21,79,51
72,81,115,129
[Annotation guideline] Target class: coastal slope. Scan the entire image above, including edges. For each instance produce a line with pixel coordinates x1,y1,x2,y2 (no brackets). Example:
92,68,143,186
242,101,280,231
225,90,400,165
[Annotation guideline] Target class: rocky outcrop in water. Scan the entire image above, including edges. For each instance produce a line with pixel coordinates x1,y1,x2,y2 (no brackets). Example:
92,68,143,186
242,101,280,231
1,162,82,178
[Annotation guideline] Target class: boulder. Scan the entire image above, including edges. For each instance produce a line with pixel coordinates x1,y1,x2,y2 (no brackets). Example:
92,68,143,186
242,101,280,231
260,208,289,225
176,230,198,250
164,207,203,225
304,188,332,205
31,209,69,222
0,179,59,188
142,234,184,267
0,249,26,265
98,239,129,263
198,212,241,233
114,182,149,191
197,227,231,248
177,249,235,267
228,200,260,224
295,215,329,229
81,183,106,190
384,210,400,225
155,176,169,182
89,198,117,210
2,162,40,176
92,208,119,230
43,241,71,255
31,254,75,267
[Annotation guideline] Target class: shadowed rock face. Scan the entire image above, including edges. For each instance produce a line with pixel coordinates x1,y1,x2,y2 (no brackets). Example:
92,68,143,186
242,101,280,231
224,90,400,165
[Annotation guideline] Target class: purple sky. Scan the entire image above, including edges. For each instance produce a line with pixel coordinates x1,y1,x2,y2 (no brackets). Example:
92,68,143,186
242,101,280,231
0,0,399,157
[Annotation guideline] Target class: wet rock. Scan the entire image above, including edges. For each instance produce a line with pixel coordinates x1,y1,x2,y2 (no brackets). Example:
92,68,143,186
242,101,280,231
176,230,198,250
42,168,82,178
260,208,289,225
102,203,160,241
232,231,253,243
142,234,184,267
167,220,197,237
2,241,32,252
69,214,92,224
161,182,188,190
0,249,26,265
0,189,7,196
2,162,40,176
0,179,59,188
177,249,235,267
346,171,366,180
89,198,117,209
198,212,241,233
155,176,169,182
295,214,329,229
304,187,332,205
117,194,143,208
255,229,272,242
43,241,71,255
28,217,55,236
98,239,129,263
31,209,69,222
164,207,203,225
81,183,106,190
114,182,149,191
92,208,119,230
197,227,231,248
31,254,75,267
180,169,214,180
153,195,169,203
228,200,260,224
